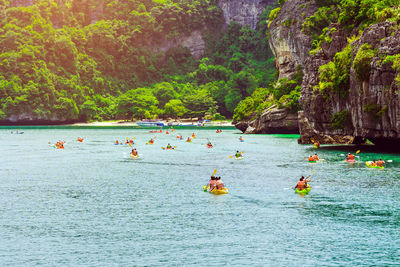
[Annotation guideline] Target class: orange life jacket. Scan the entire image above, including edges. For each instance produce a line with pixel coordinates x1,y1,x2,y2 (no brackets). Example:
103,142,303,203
308,156,313,161
297,181,306,190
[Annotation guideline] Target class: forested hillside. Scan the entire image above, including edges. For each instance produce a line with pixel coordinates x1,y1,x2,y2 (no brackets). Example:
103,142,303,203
0,0,281,122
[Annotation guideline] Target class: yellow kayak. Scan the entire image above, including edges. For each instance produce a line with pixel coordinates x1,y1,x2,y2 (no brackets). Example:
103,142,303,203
130,154,139,159
210,187,229,195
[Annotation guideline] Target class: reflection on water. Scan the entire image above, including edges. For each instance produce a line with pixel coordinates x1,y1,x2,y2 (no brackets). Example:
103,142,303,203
0,128,399,265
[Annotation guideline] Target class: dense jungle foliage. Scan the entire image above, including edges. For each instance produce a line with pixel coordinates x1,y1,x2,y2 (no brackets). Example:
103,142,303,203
0,0,280,122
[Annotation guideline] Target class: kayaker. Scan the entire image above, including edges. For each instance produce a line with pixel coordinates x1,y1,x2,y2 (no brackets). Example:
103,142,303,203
312,153,319,161
166,143,172,149
294,176,311,190
308,155,314,161
215,177,224,189
192,133,196,138
115,140,119,144
346,153,355,161
131,148,138,156
377,159,385,167
239,136,243,141
207,141,212,147
370,160,377,166
207,176,217,190
186,137,191,142
149,138,154,144
235,150,242,158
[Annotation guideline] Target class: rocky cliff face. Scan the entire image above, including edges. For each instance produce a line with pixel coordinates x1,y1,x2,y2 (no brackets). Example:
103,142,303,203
218,0,273,30
300,21,400,146
268,0,317,79
268,0,400,146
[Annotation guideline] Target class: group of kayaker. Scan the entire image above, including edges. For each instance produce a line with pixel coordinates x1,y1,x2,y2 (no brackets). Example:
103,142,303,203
55,140,65,149
368,159,385,167
308,153,319,162
206,176,225,192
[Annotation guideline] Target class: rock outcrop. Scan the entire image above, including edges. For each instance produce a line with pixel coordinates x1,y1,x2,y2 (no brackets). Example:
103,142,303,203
218,0,274,30
235,106,299,134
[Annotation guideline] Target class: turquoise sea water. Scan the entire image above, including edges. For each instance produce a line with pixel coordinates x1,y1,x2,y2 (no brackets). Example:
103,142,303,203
1,127,400,266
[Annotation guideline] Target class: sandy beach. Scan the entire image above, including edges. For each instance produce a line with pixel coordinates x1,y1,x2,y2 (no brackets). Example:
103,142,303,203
70,120,234,127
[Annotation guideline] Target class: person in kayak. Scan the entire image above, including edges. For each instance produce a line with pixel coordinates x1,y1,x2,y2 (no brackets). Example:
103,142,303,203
115,140,119,145
370,160,377,166
166,143,172,149
346,153,355,161
186,137,191,142
377,159,385,167
207,140,212,146
207,176,217,189
314,141,320,148
235,150,242,158
239,136,243,141
210,177,224,191
312,153,319,161
308,155,314,161
294,176,311,190
215,177,224,189
131,148,138,156
149,138,154,144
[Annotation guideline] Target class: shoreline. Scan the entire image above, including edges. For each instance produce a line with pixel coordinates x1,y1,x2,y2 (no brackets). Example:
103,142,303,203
0,120,236,129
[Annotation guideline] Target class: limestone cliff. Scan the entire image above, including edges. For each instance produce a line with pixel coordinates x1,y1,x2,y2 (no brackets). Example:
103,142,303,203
268,0,400,146
300,22,400,146
268,0,317,79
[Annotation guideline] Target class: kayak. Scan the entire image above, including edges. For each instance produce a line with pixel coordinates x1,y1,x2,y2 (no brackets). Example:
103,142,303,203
210,187,229,195
146,142,154,145
130,154,139,159
308,160,317,163
203,185,229,194
235,156,243,160
366,161,384,169
295,184,311,195
239,140,244,142
345,159,356,163
207,144,213,148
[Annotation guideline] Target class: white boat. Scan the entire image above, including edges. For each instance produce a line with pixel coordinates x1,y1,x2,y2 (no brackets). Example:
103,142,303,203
136,121,165,127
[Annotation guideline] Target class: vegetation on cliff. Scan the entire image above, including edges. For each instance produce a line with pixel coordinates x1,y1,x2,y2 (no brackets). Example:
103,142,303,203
0,0,277,122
